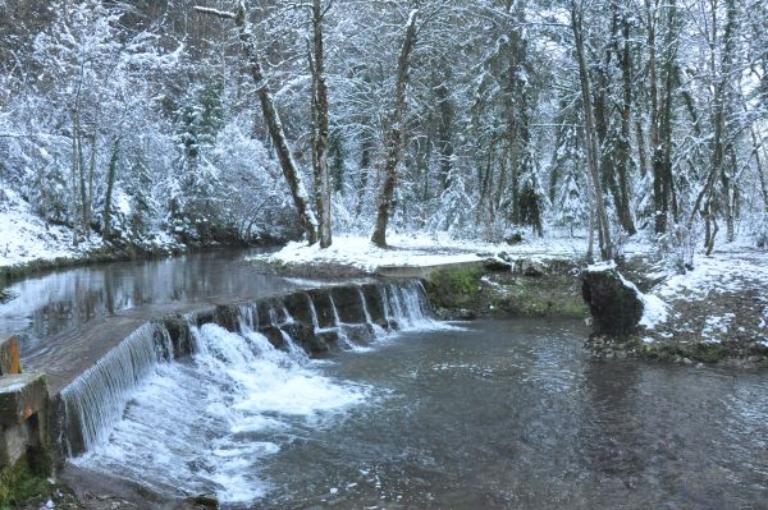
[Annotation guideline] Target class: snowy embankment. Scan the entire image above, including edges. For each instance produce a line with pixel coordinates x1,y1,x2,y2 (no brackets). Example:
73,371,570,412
259,232,592,274
638,250,768,350
0,187,103,268
0,185,179,272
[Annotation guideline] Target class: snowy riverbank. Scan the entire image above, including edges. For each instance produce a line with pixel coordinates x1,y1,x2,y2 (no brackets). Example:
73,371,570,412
0,187,181,272
259,232,768,366
258,232,602,274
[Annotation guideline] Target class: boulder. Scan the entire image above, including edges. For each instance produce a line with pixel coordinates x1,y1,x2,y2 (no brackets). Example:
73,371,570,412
522,259,546,277
504,231,524,245
582,264,644,337
483,257,512,272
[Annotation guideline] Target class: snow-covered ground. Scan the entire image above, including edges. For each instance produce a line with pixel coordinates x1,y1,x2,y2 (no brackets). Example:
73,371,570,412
654,251,768,300
0,186,103,268
639,250,768,346
266,231,767,350
0,183,180,270
259,232,597,273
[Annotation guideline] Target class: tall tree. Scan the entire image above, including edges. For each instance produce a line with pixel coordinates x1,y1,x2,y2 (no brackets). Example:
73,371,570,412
371,10,419,248
309,0,332,248
572,0,614,260
194,2,320,245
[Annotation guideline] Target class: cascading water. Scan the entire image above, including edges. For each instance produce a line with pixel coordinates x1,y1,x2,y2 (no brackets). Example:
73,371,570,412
60,322,173,455
61,281,447,505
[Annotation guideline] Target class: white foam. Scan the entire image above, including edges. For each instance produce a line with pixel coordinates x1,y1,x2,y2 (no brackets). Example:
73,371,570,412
70,281,448,505
74,323,370,504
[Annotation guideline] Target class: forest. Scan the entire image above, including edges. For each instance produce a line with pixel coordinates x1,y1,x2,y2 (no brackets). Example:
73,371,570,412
1,0,767,265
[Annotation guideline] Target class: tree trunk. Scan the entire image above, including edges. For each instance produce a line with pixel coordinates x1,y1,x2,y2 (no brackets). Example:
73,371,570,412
660,0,679,224
102,138,119,242
750,127,768,212
310,0,332,248
615,5,637,235
194,2,319,245
572,1,613,260
436,67,454,191
371,10,419,248
646,0,667,235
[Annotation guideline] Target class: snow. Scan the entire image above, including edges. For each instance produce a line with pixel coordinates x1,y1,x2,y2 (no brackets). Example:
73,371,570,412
616,268,669,330
638,293,669,330
585,260,616,272
655,251,768,300
0,185,102,268
261,232,597,273
259,234,481,273
701,313,736,344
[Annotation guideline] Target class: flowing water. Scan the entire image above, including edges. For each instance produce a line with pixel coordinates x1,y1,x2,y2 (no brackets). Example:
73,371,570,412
65,282,451,503
3,253,767,509
69,314,767,509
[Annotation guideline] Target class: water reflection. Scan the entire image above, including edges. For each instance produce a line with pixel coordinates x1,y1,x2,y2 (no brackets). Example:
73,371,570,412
0,250,300,355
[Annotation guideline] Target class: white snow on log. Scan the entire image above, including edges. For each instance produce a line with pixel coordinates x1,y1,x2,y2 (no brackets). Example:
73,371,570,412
614,270,669,330
638,293,669,329
585,260,616,272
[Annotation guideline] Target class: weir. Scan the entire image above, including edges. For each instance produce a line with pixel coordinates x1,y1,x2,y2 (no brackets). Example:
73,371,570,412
40,279,436,495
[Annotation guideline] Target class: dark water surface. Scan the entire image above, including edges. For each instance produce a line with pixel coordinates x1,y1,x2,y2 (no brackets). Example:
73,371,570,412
258,319,768,510
0,249,301,356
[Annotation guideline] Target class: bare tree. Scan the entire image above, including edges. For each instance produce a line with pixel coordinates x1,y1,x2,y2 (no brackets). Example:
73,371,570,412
571,0,613,260
309,0,332,247
371,9,419,248
194,2,319,245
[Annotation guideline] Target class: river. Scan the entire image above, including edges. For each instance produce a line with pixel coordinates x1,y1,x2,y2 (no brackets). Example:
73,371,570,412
1,252,766,509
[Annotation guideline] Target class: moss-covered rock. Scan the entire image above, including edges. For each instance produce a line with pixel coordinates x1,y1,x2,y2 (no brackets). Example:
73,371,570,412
0,456,51,509
424,266,485,310
488,273,587,318
424,262,587,319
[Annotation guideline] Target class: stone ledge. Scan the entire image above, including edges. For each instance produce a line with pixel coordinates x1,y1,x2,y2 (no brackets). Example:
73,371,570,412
0,373,47,428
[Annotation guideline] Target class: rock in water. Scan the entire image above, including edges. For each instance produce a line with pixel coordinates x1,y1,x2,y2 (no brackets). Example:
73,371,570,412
582,263,643,337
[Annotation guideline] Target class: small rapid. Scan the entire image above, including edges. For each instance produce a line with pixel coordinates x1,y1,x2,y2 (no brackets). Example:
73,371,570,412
61,280,448,504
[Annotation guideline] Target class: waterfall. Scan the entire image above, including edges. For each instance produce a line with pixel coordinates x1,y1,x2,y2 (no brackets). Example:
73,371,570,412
73,322,369,504
328,294,354,349
307,294,320,331
237,303,257,331
358,288,386,337
60,280,444,503
60,322,172,455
